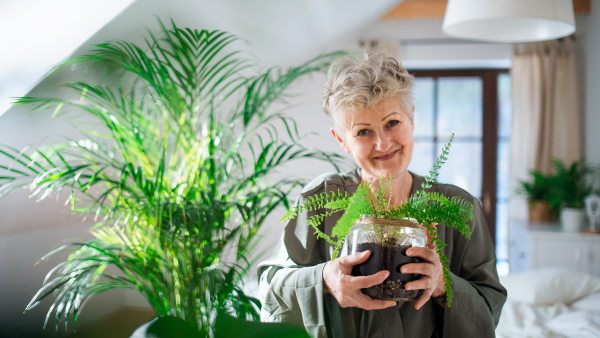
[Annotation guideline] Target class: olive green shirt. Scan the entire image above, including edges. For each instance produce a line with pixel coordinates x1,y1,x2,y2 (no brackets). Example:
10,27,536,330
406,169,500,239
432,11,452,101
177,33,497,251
258,169,507,338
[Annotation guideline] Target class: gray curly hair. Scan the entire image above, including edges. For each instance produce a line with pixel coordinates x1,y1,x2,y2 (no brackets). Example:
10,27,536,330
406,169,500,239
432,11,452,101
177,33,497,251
322,51,414,133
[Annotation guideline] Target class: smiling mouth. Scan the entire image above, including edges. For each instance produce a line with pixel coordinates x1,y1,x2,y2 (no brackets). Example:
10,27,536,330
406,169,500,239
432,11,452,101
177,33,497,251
373,150,398,161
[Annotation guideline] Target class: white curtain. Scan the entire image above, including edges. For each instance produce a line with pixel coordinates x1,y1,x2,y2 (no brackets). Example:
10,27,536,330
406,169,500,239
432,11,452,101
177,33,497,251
509,39,581,220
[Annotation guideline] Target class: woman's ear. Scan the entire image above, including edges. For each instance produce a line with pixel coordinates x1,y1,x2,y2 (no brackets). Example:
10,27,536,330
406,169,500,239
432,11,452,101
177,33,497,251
330,128,351,153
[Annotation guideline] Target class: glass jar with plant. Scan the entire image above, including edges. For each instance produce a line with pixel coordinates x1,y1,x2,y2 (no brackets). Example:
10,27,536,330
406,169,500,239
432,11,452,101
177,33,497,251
280,135,474,307
517,170,556,222
0,19,347,336
346,215,427,301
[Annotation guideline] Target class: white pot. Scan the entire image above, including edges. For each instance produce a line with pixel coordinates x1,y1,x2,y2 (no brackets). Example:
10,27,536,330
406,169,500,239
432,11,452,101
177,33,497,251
561,208,585,232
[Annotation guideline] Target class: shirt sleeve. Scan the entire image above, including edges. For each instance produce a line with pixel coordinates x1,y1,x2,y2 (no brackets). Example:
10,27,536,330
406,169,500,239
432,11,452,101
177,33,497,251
441,195,507,337
257,188,331,338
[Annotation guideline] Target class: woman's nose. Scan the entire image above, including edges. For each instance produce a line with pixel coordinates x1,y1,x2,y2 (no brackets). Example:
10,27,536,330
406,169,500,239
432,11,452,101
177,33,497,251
374,132,393,151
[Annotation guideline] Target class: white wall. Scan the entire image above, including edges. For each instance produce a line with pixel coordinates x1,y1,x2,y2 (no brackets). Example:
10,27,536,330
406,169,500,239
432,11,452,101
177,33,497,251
0,0,136,118
0,222,143,337
583,1,600,165
361,19,512,68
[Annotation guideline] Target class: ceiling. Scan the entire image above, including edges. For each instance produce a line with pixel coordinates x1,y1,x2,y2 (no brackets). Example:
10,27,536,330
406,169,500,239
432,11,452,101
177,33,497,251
0,0,399,117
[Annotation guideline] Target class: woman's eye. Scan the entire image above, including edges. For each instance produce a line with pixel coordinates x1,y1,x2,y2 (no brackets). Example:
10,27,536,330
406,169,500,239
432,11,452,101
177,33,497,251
387,120,400,127
357,129,369,137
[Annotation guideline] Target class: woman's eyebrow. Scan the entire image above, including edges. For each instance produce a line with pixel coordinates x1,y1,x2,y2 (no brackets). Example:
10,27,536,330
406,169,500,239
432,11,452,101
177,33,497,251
382,112,401,121
352,112,401,128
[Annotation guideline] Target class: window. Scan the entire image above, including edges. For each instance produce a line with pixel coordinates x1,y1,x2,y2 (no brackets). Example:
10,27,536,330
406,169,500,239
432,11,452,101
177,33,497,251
407,69,511,275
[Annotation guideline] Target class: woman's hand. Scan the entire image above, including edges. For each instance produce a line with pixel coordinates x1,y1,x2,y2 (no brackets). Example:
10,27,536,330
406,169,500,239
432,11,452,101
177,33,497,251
402,229,446,310
323,250,396,310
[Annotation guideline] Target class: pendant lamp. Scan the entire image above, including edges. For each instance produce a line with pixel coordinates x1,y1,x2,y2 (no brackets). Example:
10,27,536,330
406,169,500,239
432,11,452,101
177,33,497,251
442,0,576,43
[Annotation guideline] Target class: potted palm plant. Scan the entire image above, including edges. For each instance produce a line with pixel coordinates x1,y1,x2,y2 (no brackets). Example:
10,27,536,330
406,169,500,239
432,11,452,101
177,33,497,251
517,170,555,222
0,19,345,336
550,159,596,232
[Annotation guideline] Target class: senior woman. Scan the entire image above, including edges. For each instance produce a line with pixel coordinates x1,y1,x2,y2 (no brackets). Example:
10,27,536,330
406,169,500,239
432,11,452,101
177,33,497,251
257,52,506,338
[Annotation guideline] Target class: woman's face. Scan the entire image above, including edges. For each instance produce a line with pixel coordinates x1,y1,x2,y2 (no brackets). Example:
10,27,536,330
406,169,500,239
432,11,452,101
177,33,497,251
331,97,414,182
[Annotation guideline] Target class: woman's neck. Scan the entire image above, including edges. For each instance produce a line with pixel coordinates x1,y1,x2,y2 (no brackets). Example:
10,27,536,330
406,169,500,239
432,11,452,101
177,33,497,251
361,170,413,207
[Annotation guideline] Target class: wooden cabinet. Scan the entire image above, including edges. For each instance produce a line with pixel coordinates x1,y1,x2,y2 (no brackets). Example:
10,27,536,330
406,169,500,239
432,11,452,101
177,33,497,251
509,221,600,276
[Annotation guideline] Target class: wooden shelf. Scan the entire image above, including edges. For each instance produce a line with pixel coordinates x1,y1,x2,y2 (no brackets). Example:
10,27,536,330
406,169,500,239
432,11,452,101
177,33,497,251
382,0,591,20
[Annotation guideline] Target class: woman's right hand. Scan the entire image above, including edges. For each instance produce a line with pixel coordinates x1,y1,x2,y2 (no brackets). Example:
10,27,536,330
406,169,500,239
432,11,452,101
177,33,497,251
322,250,397,310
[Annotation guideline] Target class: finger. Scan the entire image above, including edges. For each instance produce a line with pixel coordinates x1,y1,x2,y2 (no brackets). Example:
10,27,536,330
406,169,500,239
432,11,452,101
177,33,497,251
340,250,370,267
415,288,434,310
427,238,436,250
356,293,396,310
406,247,437,263
425,224,433,245
405,276,434,291
402,262,436,276
351,270,390,289
426,228,432,246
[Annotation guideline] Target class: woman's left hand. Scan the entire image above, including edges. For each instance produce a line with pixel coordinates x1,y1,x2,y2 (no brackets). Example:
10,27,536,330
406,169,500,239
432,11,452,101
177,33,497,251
401,228,446,310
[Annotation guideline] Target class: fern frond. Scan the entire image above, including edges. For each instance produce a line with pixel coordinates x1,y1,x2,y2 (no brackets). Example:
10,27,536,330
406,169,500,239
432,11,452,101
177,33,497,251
423,222,454,307
307,210,338,243
422,133,454,190
325,191,351,210
279,190,349,223
330,185,370,240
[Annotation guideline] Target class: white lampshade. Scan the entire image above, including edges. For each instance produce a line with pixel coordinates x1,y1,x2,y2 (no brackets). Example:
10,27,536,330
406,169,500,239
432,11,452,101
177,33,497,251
442,0,576,43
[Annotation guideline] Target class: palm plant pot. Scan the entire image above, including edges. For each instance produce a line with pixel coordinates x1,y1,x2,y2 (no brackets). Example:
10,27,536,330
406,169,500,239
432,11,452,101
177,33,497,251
561,208,585,233
346,215,426,301
131,317,202,338
528,200,553,223
131,314,310,338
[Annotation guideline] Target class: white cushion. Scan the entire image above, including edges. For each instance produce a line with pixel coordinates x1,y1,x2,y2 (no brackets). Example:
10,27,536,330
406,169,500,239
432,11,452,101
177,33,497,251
500,268,600,305
571,293,600,311
545,310,600,338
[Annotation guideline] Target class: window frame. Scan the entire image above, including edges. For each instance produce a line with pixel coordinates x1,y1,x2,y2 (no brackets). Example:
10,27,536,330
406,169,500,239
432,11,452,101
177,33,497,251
409,69,509,245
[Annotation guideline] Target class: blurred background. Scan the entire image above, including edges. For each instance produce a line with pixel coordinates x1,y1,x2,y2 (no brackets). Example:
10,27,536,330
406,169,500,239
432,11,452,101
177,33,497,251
0,0,598,337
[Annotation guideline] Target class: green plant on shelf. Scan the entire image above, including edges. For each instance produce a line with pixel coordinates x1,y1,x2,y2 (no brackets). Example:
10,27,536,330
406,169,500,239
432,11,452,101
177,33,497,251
0,19,347,335
549,158,597,209
280,134,473,307
518,170,554,202
517,169,559,216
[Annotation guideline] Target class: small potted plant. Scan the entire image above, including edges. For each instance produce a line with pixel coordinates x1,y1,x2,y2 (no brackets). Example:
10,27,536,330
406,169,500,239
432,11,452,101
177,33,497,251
517,170,555,222
549,159,596,232
280,135,473,307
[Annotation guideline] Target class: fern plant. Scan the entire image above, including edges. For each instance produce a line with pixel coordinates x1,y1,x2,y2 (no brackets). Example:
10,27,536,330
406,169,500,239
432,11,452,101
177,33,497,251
280,134,473,307
0,19,347,335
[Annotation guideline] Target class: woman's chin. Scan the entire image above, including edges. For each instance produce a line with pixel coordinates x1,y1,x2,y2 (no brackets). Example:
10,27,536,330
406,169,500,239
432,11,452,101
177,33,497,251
374,163,408,179
360,157,409,180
